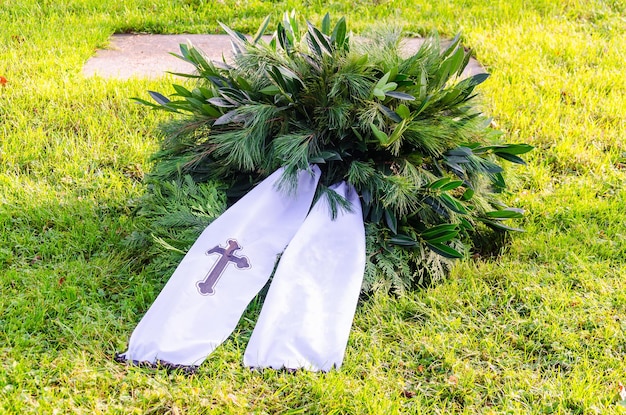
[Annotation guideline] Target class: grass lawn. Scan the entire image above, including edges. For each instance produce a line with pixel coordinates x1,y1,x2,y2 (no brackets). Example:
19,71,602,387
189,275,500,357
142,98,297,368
1,0,626,413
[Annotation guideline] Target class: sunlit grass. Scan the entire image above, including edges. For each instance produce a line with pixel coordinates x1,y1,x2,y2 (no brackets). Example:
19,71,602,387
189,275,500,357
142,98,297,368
1,0,626,413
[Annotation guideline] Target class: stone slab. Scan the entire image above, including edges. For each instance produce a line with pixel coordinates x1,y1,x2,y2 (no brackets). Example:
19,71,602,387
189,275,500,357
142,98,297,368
83,34,484,79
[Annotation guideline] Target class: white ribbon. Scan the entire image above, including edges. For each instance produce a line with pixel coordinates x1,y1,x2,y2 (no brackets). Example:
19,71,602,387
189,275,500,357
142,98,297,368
118,167,366,371
244,182,365,371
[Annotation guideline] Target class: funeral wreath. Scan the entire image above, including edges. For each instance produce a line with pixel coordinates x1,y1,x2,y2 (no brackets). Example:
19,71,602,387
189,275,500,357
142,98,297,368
129,12,532,293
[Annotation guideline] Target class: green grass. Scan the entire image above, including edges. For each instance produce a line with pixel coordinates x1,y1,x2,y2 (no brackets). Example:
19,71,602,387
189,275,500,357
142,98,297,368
1,0,626,413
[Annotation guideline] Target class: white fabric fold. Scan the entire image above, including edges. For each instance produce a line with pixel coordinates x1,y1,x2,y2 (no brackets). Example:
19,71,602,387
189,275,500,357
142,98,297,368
118,166,321,367
243,182,366,372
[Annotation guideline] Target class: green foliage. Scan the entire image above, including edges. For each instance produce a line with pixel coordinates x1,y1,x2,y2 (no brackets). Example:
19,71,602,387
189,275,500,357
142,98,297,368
138,12,532,292
123,176,227,273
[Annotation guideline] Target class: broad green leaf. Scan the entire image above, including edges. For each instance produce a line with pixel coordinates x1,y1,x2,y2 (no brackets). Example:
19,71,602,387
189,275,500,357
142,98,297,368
389,234,418,246
149,91,171,106
386,119,408,152
490,144,534,155
439,193,467,213
396,104,411,119
321,13,331,35
373,88,386,99
191,88,206,100
413,96,431,116
446,46,465,78
457,48,472,77
160,99,189,108
388,66,398,81
384,209,398,234
491,172,506,190
131,97,157,107
494,152,527,164
201,104,221,117
234,77,252,91
132,97,177,112
207,75,228,88
446,156,471,166
425,242,464,259
485,208,524,219
484,160,504,173
198,87,216,98
369,203,383,223
435,55,453,87
307,21,332,56
465,72,490,88
370,123,389,145
310,150,343,163
460,217,474,231
276,66,303,84
441,33,461,60
355,54,368,65
218,89,244,104
277,23,293,54
423,229,459,244
379,104,402,123
418,70,428,98
461,187,474,201
253,15,271,44
480,218,524,232
440,87,463,105
331,17,347,48
165,72,202,79
385,91,415,101
306,30,322,57
428,177,451,189
424,196,450,218
447,146,473,157
213,109,239,126
184,97,207,109
179,43,190,60
375,72,391,90
189,47,216,75
207,97,236,108
268,67,288,91
301,53,322,72
439,180,464,191
284,10,299,42
383,82,398,93
361,188,372,206
420,223,459,239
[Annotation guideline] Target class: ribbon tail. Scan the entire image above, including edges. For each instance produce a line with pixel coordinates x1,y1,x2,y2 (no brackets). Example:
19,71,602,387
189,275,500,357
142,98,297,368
117,166,321,368
243,182,366,372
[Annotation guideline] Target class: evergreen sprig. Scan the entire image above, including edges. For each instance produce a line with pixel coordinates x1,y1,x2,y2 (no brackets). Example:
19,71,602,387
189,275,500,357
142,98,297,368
133,12,532,292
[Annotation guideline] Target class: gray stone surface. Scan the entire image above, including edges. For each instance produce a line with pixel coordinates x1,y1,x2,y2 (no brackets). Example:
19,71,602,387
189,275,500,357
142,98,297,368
83,34,484,79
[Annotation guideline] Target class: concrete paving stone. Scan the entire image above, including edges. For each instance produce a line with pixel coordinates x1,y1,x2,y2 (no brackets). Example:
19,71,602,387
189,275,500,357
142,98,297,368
83,34,484,79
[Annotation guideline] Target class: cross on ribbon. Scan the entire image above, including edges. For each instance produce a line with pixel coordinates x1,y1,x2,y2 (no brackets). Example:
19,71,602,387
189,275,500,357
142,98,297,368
196,239,250,295
118,167,365,372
